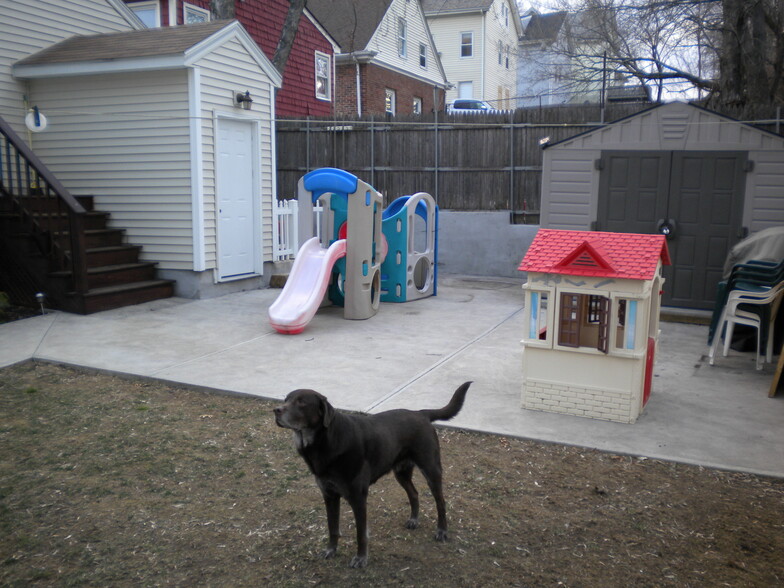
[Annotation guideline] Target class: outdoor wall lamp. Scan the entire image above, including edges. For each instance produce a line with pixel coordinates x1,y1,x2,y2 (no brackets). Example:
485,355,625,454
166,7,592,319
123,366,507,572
236,91,253,110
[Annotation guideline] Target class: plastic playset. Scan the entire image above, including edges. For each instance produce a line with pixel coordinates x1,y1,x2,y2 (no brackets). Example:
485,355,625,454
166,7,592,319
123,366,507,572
268,168,438,334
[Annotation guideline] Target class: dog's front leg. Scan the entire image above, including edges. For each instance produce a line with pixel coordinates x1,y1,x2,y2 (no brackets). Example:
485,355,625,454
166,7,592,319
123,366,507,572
322,491,341,559
347,492,369,568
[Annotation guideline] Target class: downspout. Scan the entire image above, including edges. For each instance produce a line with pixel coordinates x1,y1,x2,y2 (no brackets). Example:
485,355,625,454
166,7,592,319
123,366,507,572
481,12,486,99
355,59,362,117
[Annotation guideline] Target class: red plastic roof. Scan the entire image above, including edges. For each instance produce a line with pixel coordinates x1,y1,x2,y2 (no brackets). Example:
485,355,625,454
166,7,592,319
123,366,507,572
518,229,671,280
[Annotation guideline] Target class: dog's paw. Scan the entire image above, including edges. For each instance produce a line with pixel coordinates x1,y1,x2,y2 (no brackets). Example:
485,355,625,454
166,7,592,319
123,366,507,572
322,547,337,560
405,517,419,530
434,529,448,542
349,555,368,568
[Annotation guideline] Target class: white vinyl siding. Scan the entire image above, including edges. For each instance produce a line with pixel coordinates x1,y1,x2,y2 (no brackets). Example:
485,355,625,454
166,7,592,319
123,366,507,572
364,0,446,87
0,0,138,136
426,0,519,106
27,70,195,269
426,13,482,104
197,38,278,266
482,0,517,109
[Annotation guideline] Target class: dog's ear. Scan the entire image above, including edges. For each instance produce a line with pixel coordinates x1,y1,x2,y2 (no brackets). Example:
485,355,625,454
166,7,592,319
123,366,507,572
319,394,335,428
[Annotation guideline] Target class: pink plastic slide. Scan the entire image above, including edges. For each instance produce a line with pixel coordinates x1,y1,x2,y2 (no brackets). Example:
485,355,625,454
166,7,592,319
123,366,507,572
268,237,347,334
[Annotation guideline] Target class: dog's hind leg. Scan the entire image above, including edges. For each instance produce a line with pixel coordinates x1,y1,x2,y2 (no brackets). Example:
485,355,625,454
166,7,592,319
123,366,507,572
419,463,449,542
394,462,420,529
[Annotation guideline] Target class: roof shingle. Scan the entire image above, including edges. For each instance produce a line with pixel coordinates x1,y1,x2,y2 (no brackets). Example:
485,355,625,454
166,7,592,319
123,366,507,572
518,229,671,281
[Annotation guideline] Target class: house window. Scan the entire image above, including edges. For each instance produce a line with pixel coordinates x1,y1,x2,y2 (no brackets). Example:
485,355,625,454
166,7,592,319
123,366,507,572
419,43,427,68
502,2,509,27
385,88,396,115
460,32,473,58
315,52,331,101
128,0,160,27
498,40,503,65
558,293,610,353
398,18,407,57
413,97,423,114
506,46,510,69
184,3,210,24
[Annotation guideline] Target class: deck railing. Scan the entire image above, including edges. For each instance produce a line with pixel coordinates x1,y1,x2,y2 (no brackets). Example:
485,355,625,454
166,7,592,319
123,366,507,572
0,115,88,294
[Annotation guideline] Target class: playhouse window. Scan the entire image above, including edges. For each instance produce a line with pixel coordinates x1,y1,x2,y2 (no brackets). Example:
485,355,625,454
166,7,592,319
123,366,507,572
558,293,609,353
615,299,638,350
528,291,549,340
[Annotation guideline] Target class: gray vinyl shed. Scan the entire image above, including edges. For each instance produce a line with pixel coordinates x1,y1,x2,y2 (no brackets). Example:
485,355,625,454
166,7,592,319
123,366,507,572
539,101,784,310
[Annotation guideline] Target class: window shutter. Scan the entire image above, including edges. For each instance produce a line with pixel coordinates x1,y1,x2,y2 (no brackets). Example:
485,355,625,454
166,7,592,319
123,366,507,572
597,296,610,353
558,293,581,347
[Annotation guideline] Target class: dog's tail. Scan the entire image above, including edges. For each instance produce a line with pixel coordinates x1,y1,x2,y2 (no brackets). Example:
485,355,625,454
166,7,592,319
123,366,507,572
423,381,472,422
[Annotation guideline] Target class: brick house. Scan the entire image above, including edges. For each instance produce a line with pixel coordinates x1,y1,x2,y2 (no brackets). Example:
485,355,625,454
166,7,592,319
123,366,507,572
307,0,449,116
124,0,339,116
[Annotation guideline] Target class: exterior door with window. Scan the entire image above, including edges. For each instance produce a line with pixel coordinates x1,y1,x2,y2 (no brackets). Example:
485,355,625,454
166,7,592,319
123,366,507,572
597,150,746,309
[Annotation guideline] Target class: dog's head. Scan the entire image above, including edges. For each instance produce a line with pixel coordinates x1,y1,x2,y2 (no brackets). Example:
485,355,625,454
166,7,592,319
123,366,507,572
273,389,335,432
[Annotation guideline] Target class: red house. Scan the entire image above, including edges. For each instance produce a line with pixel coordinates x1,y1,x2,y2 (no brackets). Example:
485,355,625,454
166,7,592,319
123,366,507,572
124,0,338,116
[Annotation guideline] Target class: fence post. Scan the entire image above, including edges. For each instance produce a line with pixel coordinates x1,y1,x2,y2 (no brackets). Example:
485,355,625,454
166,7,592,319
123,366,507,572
509,114,514,212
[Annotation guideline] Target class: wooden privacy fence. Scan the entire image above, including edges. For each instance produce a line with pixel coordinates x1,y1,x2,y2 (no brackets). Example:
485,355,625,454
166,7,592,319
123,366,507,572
276,103,784,223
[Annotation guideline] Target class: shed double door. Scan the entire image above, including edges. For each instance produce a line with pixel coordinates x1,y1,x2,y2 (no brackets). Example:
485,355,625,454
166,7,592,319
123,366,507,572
597,151,746,309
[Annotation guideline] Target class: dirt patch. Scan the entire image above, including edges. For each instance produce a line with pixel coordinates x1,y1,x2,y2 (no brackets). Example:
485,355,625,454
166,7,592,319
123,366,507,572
1,362,782,587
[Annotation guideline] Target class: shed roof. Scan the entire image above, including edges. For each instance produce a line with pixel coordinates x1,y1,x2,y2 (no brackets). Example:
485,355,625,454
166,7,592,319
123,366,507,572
519,229,671,280
13,19,282,87
16,20,231,65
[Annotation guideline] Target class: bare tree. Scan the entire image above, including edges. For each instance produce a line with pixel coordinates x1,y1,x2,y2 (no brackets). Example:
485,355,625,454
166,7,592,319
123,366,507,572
273,0,308,75
210,0,309,76
526,0,784,107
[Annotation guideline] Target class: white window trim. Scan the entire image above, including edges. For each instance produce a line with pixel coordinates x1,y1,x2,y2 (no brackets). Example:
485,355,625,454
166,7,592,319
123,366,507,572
398,18,407,58
460,32,473,58
385,88,396,115
419,43,427,69
315,51,331,102
521,284,554,349
127,0,160,28
184,3,210,24
412,96,422,114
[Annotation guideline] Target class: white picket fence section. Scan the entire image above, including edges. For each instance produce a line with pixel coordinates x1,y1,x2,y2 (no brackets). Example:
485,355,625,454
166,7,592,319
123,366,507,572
273,199,299,261
272,199,323,262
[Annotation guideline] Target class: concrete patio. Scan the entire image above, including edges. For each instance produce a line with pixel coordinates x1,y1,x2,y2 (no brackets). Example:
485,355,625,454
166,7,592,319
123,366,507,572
1,275,782,478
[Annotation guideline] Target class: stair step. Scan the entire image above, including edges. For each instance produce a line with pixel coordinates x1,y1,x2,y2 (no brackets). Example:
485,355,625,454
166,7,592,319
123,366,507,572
55,228,125,248
76,279,175,314
85,245,143,267
50,262,158,290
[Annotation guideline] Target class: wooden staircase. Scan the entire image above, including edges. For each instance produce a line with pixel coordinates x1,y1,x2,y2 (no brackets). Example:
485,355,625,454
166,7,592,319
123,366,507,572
0,116,174,314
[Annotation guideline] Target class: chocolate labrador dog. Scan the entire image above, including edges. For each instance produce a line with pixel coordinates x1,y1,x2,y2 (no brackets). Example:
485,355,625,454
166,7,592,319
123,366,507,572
273,381,472,568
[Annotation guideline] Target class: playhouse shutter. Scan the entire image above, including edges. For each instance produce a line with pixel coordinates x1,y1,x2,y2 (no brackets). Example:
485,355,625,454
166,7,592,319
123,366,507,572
558,293,581,347
596,296,610,353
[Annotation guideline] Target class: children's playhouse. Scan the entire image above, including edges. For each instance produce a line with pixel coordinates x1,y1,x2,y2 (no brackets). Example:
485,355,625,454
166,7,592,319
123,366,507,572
268,168,438,334
518,229,671,424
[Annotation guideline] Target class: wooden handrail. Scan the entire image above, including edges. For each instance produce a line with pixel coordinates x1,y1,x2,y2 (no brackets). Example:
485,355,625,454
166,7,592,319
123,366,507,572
0,115,88,294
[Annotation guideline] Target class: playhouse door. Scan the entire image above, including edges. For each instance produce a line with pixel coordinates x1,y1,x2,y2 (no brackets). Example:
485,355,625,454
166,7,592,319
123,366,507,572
597,151,746,310
216,118,258,280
